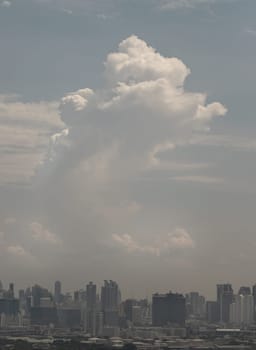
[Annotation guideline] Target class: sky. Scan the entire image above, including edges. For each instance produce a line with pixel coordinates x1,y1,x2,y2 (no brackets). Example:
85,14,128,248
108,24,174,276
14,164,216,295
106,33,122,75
0,0,256,299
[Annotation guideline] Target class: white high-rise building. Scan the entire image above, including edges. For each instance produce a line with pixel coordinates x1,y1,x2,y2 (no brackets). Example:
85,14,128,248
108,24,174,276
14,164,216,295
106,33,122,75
230,294,254,325
230,295,242,324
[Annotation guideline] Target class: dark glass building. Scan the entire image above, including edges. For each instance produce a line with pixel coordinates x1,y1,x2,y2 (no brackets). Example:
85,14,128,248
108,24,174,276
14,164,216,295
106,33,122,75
152,292,186,326
217,284,233,323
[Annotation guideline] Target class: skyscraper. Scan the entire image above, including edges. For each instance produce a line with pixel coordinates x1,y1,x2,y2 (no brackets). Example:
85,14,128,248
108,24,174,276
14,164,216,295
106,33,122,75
54,281,62,304
252,284,256,322
238,286,251,296
101,280,120,327
8,283,14,298
230,294,254,325
187,292,206,318
86,282,96,309
206,301,219,323
85,282,97,335
152,292,186,326
217,284,233,323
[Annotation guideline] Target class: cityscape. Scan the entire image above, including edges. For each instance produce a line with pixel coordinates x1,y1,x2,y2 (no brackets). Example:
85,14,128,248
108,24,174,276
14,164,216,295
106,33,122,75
2,280,256,348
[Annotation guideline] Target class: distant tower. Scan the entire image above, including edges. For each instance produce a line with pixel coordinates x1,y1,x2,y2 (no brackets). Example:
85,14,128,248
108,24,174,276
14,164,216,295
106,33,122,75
85,282,97,335
152,292,186,326
238,286,251,296
252,284,256,322
54,281,62,304
101,280,120,327
9,283,14,298
217,284,233,323
87,282,97,309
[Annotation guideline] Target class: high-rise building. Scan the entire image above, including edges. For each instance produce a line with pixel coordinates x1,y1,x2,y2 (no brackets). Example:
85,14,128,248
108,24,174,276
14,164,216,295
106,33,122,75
123,299,136,322
243,294,254,324
230,294,254,325
54,281,62,304
85,282,97,335
206,301,219,323
87,282,96,309
186,292,206,318
8,283,14,298
252,284,256,322
217,284,233,323
238,286,251,296
31,285,52,307
152,292,186,326
132,305,142,325
0,298,19,316
101,280,120,327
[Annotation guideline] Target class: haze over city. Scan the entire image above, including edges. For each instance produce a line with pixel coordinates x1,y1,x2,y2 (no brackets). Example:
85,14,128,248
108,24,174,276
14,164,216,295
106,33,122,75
0,0,256,300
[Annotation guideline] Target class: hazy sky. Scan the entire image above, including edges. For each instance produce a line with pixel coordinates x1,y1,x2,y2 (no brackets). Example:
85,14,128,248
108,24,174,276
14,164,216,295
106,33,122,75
0,0,256,299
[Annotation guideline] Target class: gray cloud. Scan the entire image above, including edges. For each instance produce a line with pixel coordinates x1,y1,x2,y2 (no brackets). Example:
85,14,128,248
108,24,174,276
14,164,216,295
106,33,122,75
0,95,63,185
0,1,11,8
158,0,238,10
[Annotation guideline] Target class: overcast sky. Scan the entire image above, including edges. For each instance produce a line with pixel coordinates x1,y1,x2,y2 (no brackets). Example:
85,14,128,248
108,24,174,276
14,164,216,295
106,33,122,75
0,0,256,299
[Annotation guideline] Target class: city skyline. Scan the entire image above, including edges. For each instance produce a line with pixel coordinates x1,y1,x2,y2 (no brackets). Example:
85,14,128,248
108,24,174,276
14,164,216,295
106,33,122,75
1,0,256,298
2,278,256,302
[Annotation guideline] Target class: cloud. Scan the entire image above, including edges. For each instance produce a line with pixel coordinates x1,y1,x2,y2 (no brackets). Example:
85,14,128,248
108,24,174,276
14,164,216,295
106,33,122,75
0,35,227,288
4,217,17,225
1,1,11,8
7,245,30,257
58,35,226,189
187,134,256,152
171,175,224,184
61,8,73,15
245,28,256,37
0,95,63,185
30,222,62,245
112,228,195,256
158,0,236,10
44,35,227,259
0,231,34,261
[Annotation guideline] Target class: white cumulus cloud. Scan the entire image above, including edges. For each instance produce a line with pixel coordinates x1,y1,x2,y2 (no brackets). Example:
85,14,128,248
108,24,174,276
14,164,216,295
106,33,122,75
58,35,226,189
112,228,195,256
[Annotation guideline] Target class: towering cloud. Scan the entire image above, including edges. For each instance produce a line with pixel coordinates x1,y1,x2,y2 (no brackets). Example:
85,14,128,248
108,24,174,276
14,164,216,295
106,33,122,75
0,36,228,290
57,35,226,188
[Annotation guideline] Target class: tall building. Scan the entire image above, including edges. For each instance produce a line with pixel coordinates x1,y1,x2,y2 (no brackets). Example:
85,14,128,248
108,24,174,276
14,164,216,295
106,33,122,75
217,284,233,323
123,299,136,322
243,294,254,324
54,281,62,304
8,283,14,298
238,286,251,296
132,305,142,325
101,280,120,327
0,298,19,316
152,292,186,326
87,282,96,309
252,284,256,322
85,282,97,335
31,285,52,307
206,301,219,323
186,292,206,318
230,294,254,325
